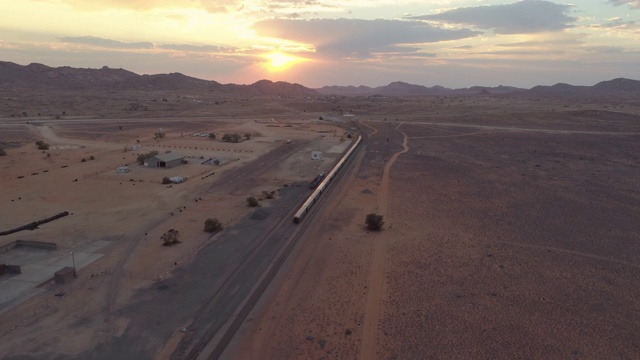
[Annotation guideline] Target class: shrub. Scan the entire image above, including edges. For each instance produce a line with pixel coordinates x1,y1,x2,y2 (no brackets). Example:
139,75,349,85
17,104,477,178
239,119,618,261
153,132,166,140
204,218,223,233
35,140,49,150
89,155,95,160
243,133,251,140
162,177,171,184
161,229,180,246
208,133,216,139
137,150,159,165
246,196,259,207
81,158,87,162
0,146,6,156
222,133,241,143
365,213,384,231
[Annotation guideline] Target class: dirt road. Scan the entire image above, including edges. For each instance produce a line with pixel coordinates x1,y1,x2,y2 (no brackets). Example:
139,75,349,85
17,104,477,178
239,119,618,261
360,122,409,360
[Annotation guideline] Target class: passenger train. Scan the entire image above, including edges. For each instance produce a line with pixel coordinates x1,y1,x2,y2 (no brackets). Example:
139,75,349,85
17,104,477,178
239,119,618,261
293,135,362,223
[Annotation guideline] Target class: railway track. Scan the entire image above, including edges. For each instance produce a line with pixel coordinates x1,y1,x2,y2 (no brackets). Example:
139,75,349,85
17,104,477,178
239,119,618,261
175,137,364,360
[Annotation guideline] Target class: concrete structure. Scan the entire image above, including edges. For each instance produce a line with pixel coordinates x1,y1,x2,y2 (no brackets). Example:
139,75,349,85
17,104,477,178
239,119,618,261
311,151,322,160
145,152,184,168
116,166,130,173
0,240,109,315
54,266,75,284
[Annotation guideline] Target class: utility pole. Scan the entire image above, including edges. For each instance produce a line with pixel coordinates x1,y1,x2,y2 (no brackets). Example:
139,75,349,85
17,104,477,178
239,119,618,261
70,251,77,278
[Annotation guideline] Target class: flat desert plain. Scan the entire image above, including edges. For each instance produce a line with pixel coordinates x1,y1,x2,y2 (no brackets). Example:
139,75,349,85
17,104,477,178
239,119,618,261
1,94,640,360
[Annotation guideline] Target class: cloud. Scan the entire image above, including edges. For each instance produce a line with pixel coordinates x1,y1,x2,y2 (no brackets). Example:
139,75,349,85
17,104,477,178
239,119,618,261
582,46,626,53
39,0,241,13
42,0,337,13
496,39,583,48
411,0,576,34
159,44,236,53
593,19,638,29
58,36,239,54
252,18,479,58
608,0,640,9
59,36,154,49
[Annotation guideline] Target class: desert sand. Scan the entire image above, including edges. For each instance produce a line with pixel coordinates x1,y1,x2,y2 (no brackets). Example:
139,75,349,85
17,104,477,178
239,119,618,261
1,92,640,360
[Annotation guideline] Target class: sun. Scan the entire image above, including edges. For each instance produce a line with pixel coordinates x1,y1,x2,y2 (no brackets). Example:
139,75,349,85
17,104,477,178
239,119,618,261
264,51,303,72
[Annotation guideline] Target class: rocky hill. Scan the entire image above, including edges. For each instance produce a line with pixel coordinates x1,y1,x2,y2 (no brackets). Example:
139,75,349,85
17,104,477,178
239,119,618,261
0,61,318,97
316,81,524,96
522,78,640,99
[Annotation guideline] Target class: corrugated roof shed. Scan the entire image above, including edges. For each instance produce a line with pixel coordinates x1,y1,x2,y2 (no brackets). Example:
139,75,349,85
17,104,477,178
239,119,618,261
154,152,183,162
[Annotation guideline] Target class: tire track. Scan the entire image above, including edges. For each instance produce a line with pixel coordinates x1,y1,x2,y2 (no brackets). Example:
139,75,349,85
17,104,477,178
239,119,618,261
360,122,409,360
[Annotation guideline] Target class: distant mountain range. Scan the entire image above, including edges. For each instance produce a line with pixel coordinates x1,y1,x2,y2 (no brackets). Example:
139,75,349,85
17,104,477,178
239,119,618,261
1,61,639,98
0,61,318,97
315,81,524,96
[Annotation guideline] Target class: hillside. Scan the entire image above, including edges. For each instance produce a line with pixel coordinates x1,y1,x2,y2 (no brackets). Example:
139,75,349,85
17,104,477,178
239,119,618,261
316,81,524,96
0,61,318,97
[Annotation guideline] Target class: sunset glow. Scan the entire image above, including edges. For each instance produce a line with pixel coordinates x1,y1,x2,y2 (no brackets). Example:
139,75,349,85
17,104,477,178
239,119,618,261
0,0,639,87
264,52,304,72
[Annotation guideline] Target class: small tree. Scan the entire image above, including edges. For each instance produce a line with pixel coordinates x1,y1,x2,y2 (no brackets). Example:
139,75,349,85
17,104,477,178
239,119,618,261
208,133,216,139
246,196,259,207
35,140,49,150
137,150,158,165
204,218,223,233
222,133,241,143
162,177,171,184
0,146,6,156
161,229,180,246
365,213,384,231
153,132,166,140
243,133,251,140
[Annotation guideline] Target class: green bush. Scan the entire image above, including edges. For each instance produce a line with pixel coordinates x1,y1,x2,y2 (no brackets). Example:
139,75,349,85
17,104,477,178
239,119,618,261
161,229,180,246
246,196,259,207
137,150,159,165
365,213,384,231
222,133,241,142
204,218,223,233
35,140,49,150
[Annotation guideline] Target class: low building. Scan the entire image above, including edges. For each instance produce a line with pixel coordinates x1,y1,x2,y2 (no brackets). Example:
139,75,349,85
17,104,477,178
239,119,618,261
116,166,130,173
145,152,184,168
54,266,75,284
311,151,322,160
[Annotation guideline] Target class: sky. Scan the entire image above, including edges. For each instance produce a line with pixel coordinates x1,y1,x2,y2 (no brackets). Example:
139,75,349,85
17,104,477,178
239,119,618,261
1,0,639,88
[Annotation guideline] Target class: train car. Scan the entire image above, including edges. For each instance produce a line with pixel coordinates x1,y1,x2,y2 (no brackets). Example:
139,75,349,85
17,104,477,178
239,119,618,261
294,136,362,223
309,172,325,189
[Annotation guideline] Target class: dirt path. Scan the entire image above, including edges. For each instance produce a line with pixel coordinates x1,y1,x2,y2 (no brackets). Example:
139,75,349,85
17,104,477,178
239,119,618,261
360,122,409,360
34,124,121,149
359,119,378,137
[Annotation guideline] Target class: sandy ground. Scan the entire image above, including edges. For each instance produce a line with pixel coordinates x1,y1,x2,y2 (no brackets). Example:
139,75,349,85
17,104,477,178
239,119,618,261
0,113,349,359
1,93,640,359
231,100,640,359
